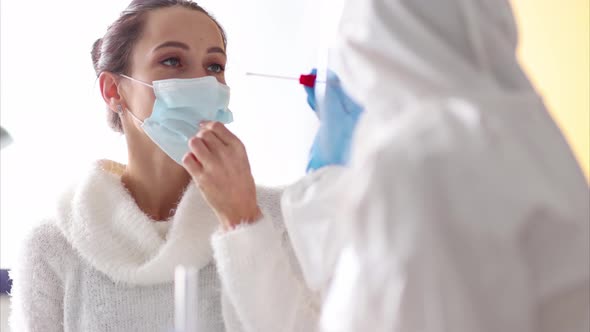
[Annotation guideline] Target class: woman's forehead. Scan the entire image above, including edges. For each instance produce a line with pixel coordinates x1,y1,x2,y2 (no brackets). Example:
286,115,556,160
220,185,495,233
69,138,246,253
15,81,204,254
140,6,224,49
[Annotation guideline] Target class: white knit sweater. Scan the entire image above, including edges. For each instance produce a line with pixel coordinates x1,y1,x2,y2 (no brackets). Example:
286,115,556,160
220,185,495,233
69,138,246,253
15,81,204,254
9,161,319,332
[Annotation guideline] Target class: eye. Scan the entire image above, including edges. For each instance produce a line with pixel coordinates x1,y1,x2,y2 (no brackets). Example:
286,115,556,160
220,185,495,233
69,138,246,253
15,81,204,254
161,57,182,68
207,63,225,73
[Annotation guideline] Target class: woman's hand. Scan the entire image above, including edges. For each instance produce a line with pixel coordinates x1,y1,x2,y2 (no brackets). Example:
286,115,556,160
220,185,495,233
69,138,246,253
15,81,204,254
182,121,262,231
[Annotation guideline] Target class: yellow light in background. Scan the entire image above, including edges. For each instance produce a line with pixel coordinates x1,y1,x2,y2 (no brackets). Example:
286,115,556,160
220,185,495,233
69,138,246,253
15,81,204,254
511,0,590,180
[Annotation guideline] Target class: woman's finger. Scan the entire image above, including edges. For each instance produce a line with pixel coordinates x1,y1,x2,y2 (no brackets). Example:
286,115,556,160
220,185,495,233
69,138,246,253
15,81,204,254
182,152,203,176
197,128,226,153
200,121,238,146
188,136,214,165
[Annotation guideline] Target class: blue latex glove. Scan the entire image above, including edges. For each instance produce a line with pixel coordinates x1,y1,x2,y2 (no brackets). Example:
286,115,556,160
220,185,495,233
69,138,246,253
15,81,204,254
303,68,364,172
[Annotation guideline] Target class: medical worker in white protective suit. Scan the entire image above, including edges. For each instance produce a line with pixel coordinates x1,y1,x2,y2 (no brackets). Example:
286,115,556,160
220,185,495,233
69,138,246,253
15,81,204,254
282,0,590,331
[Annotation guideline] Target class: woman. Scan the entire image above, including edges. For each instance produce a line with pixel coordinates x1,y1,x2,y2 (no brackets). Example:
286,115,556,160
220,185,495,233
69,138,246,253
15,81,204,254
283,0,590,331
9,1,318,331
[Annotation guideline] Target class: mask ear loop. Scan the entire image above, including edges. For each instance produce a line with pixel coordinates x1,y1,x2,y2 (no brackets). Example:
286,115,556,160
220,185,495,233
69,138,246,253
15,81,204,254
120,74,154,88
117,74,149,124
118,103,145,124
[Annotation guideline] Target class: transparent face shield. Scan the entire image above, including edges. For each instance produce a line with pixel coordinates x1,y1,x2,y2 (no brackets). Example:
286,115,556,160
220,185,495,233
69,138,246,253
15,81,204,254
312,0,347,116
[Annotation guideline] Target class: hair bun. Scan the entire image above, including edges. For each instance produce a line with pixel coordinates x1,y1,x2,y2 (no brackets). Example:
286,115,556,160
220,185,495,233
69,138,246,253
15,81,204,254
91,38,103,75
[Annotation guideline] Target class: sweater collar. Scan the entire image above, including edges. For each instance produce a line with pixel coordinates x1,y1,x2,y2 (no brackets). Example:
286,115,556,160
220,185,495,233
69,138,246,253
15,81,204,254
55,160,218,285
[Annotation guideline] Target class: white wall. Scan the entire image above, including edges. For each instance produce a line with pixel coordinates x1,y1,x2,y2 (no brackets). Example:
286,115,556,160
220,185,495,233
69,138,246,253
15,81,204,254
0,0,325,268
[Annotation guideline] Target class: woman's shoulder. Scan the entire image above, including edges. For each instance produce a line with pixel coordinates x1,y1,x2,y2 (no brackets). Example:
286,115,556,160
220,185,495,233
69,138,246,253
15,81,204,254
19,222,72,262
14,221,75,279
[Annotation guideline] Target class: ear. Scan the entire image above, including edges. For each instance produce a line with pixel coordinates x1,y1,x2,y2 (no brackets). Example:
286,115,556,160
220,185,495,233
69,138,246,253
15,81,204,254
99,72,124,114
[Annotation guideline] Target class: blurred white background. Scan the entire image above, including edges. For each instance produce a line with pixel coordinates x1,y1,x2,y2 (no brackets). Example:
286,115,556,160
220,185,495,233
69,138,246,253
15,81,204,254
1,0,328,269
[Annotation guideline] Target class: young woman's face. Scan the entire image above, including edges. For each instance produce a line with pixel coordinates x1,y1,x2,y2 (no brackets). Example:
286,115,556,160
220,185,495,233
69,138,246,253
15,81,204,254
121,5,227,124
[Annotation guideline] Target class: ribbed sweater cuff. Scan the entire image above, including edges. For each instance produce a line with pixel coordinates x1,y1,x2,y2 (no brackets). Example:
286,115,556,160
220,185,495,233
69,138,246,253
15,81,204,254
211,214,282,274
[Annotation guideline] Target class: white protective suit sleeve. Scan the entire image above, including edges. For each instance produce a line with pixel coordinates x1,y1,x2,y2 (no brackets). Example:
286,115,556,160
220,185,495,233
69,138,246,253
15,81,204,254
280,166,350,294
212,188,321,332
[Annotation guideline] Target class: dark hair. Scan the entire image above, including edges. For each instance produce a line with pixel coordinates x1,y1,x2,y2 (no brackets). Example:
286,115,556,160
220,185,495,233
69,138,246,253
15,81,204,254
91,0,227,133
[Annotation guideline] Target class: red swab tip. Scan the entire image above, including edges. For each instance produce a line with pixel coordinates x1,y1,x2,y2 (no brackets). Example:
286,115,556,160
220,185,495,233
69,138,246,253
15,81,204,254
299,74,317,87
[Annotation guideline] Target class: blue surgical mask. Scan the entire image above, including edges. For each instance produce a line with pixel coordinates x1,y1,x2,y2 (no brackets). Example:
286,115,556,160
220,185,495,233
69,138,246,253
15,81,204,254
121,75,233,165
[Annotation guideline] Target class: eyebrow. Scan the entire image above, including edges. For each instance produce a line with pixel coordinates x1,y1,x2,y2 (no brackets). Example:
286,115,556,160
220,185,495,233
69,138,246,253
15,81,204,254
207,46,226,56
153,41,226,56
154,41,190,52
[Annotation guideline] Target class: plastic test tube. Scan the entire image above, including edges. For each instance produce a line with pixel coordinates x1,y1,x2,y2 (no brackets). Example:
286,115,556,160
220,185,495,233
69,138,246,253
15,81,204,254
174,265,200,332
